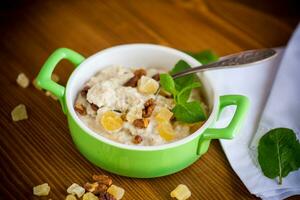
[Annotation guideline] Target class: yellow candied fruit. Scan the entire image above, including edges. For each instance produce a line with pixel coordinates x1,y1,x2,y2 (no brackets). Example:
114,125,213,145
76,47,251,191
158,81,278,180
65,194,77,200
82,192,98,200
107,184,125,200
33,183,51,196
170,184,191,200
100,111,124,132
155,107,173,123
137,76,159,94
157,121,175,141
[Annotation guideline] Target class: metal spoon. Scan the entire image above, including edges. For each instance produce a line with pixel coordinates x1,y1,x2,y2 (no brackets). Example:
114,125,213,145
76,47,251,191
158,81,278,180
172,48,277,79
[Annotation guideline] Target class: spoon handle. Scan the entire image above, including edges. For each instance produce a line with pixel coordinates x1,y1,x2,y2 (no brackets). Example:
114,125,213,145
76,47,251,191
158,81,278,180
172,49,277,79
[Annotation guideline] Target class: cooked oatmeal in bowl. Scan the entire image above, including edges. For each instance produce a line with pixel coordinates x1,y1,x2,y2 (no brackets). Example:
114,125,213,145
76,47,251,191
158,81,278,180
74,66,207,146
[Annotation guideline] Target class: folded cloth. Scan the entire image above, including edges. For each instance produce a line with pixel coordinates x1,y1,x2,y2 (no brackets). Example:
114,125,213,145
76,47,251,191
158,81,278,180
205,24,300,200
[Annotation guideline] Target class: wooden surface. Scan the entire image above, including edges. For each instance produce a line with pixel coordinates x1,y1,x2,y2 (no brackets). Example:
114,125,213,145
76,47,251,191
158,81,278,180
0,0,299,199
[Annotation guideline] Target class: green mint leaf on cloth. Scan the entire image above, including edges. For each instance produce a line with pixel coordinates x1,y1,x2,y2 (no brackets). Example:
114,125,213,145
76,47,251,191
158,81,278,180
159,73,177,95
172,101,206,123
187,50,218,64
258,128,300,185
170,60,196,91
176,82,201,104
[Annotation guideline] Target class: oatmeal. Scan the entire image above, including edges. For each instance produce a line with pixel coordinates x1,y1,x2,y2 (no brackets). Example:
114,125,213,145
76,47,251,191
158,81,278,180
74,66,206,146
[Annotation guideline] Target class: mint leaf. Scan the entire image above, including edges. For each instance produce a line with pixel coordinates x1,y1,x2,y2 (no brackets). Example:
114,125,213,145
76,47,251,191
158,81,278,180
159,73,177,95
170,60,196,91
187,50,218,64
258,128,300,185
177,82,201,104
172,101,206,123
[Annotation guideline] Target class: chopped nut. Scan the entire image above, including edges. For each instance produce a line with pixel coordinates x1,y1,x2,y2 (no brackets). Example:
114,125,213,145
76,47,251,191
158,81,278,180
100,111,124,132
137,76,159,94
133,118,149,129
123,69,146,87
84,182,107,195
81,86,90,98
99,192,116,200
51,73,60,82
152,73,160,81
155,107,173,123
133,135,143,144
33,183,50,196
11,104,28,122
90,103,99,111
32,79,42,90
16,73,30,88
134,68,147,77
74,103,87,115
82,192,98,200
120,113,127,121
45,91,58,100
92,175,113,186
142,98,156,118
107,185,125,200
67,183,85,198
170,184,191,200
65,194,77,200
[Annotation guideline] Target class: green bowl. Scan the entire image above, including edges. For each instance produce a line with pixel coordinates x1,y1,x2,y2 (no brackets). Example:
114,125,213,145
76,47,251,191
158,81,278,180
36,44,249,178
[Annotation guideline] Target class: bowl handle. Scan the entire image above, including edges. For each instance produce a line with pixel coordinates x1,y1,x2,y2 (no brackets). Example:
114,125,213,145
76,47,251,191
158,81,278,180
36,48,85,114
197,95,250,155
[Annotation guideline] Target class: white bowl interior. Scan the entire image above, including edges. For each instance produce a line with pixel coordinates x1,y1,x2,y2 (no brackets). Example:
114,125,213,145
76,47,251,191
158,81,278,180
66,44,218,150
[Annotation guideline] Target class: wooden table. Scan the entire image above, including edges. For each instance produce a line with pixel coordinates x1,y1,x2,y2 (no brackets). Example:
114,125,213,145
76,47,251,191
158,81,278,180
0,0,298,199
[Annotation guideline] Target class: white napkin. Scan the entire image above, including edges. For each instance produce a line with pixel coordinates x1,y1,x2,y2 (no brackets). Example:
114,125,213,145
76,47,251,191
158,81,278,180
205,24,300,200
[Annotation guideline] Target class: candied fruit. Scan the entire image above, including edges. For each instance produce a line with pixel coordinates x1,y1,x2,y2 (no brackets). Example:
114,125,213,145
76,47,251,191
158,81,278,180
16,73,29,88
100,111,123,131
155,107,173,123
82,192,98,200
65,194,77,200
11,104,28,122
170,184,191,200
156,121,174,141
137,76,159,94
107,184,125,200
67,183,85,198
33,183,50,196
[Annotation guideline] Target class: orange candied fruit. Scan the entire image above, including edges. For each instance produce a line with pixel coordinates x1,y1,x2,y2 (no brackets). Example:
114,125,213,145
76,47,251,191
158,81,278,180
155,107,173,123
100,111,124,132
156,121,175,141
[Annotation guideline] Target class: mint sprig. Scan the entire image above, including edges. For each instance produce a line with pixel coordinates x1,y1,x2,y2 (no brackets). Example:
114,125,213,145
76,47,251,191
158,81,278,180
159,50,218,123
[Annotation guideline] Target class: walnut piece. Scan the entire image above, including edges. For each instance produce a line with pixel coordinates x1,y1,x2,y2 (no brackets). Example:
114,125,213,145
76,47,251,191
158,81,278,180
16,73,29,88
123,69,146,87
152,73,160,81
74,103,87,115
90,103,99,111
99,192,116,200
142,98,156,118
84,182,107,195
67,183,85,198
133,135,143,144
33,183,50,196
92,175,113,186
11,104,28,122
81,86,90,98
133,118,149,129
